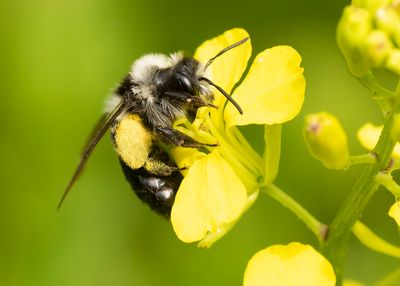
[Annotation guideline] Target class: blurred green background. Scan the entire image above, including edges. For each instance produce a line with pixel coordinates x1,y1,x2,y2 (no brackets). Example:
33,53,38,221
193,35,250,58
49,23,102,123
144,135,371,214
1,0,399,285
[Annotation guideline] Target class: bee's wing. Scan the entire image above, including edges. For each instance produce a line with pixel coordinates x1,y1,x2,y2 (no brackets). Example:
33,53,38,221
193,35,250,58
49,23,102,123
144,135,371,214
58,100,125,210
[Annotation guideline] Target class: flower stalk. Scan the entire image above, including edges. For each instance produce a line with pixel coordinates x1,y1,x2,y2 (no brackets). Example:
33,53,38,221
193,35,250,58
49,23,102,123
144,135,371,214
358,72,395,116
322,81,399,284
263,124,282,185
375,172,400,197
347,153,377,167
262,184,328,243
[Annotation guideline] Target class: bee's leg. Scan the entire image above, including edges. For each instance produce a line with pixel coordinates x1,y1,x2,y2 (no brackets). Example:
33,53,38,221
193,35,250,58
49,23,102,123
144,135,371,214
163,91,217,109
143,157,179,176
155,126,217,148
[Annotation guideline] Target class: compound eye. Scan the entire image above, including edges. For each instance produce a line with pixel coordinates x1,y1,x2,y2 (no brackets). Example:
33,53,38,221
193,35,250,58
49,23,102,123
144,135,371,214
177,74,195,94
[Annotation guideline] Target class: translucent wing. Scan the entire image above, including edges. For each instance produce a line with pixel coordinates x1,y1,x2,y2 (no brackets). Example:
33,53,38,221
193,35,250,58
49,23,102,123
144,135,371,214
58,100,125,210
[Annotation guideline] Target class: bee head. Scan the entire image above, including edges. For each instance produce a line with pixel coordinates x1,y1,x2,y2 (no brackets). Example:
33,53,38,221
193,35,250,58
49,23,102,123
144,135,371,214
170,37,250,114
172,57,202,95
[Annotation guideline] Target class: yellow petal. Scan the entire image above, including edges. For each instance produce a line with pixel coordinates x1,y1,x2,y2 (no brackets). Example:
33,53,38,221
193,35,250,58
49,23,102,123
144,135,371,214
194,28,251,95
343,279,365,286
389,201,400,225
171,150,247,243
357,123,380,150
170,147,206,176
357,123,400,158
225,46,306,127
243,242,336,286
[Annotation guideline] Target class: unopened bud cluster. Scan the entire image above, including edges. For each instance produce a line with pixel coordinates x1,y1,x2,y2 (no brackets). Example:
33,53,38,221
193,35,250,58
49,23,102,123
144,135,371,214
337,0,400,76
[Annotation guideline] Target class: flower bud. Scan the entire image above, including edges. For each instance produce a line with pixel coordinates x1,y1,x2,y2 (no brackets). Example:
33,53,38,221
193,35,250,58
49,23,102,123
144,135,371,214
352,0,391,13
337,6,372,77
376,7,400,35
339,6,372,44
386,49,400,75
392,24,400,47
304,112,350,170
360,30,393,67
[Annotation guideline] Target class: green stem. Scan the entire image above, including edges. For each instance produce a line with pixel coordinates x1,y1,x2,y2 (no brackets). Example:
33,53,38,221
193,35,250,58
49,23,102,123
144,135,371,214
322,111,397,285
205,114,261,176
358,72,395,117
263,125,282,185
375,172,400,197
204,115,259,190
358,72,395,99
262,184,328,243
227,127,264,174
347,153,377,168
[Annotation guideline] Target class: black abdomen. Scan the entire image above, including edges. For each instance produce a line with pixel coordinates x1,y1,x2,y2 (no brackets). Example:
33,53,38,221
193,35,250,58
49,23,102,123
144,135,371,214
119,159,183,217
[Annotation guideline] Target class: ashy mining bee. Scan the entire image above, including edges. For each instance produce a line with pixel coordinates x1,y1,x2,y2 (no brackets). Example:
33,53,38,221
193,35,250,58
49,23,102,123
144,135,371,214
59,38,247,216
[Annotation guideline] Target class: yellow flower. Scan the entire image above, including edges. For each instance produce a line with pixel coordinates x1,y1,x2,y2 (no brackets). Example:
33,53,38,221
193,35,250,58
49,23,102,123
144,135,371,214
357,122,400,157
170,28,306,246
243,242,336,286
389,201,400,225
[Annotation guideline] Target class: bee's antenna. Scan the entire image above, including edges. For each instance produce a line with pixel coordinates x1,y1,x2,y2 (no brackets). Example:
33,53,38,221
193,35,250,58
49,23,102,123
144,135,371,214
203,37,249,71
199,77,243,114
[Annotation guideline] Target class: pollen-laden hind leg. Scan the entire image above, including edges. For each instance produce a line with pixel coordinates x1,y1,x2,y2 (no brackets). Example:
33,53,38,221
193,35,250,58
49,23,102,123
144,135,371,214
143,156,179,176
119,147,183,217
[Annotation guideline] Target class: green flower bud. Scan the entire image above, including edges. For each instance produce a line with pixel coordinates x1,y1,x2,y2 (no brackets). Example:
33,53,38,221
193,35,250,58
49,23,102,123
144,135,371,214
375,7,400,35
360,30,393,67
385,49,400,75
352,0,391,13
303,112,350,170
337,6,372,77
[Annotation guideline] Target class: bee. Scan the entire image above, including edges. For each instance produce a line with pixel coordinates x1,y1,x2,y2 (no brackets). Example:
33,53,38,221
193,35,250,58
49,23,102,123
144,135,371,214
59,37,248,216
